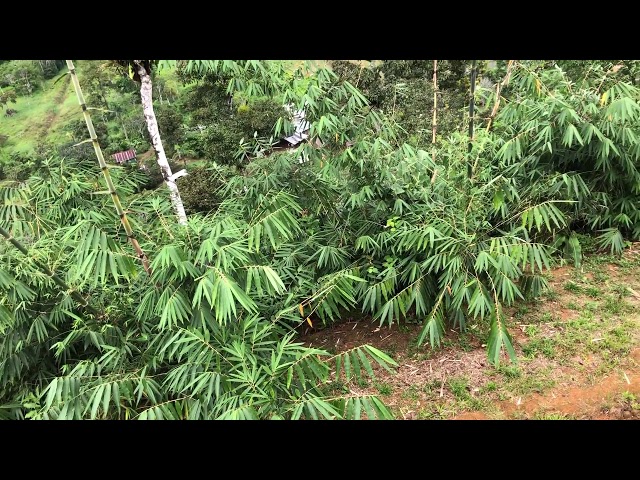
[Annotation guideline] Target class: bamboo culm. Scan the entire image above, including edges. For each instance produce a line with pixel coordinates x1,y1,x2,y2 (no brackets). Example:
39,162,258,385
486,60,515,132
432,60,438,154
467,60,477,178
66,60,152,275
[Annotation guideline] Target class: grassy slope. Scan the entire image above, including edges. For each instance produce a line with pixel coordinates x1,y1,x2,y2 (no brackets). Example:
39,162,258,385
0,63,76,154
301,247,640,420
0,61,184,159
0,60,333,160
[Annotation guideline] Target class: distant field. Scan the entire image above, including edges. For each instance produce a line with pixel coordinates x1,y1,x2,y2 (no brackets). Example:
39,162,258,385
0,64,76,154
0,60,182,158
0,60,373,159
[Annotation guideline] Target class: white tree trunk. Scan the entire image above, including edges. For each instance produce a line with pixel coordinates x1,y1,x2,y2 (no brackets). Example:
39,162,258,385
134,60,187,225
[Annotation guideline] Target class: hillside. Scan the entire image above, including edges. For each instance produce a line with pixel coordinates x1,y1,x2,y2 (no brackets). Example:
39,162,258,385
0,64,76,154
2,60,640,421
0,61,185,163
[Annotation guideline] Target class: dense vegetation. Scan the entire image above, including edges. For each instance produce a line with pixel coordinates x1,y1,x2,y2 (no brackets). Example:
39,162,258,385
1,59,639,419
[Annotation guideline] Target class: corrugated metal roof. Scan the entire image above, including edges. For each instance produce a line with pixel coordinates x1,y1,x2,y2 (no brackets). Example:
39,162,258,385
284,132,308,145
283,105,310,146
111,149,136,164
292,112,309,133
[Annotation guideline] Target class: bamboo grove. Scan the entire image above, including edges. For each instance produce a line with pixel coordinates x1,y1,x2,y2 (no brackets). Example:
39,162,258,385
1,60,640,419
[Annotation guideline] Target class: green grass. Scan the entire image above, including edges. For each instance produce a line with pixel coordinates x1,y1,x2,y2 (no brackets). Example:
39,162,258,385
602,296,632,316
514,304,531,319
522,337,556,359
563,281,582,294
610,284,631,298
415,376,493,418
585,286,602,298
375,382,393,395
0,60,182,160
399,251,640,420
532,411,575,420
0,64,81,155
621,391,640,410
591,270,609,283
401,385,420,400
441,332,478,352
481,381,498,393
448,376,470,400
422,379,442,396
502,368,556,395
538,312,554,323
524,325,539,336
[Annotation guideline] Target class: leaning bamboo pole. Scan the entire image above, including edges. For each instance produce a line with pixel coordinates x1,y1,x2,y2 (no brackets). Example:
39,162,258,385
431,60,439,185
0,224,96,312
432,61,438,156
486,60,515,132
66,60,151,275
468,60,477,179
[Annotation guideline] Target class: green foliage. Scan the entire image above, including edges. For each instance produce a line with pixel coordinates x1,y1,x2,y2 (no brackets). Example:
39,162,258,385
331,60,470,146
557,60,640,88
0,151,44,181
63,119,108,148
492,61,640,254
179,80,282,165
179,164,233,214
155,104,185,159
4,59,640,419
134,155,182,191
0,61,46,96
0,88,17,114
0,156,397,419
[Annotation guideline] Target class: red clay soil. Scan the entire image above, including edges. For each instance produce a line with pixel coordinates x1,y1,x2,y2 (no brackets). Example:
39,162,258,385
299,245,640,420
455,347,640,420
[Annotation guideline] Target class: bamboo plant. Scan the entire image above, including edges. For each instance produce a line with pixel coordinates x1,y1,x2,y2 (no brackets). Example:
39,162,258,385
0,224,94,311
66,60,151,274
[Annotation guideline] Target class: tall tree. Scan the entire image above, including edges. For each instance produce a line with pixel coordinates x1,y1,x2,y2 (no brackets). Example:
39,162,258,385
0,88,16,114
118,60,187,225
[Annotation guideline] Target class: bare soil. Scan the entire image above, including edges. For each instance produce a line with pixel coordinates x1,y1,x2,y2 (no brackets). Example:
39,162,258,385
299,245,640,420
39,74,72,141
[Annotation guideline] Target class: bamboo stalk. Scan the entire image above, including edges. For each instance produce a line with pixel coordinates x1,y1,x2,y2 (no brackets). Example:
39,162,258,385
66,60,151,275
431,60,439,185
486,60,515,132
432,60,438,156
0,224,96,313
468,60,477,179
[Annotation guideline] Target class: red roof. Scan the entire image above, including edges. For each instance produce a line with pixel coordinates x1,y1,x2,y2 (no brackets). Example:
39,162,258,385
111,149,137,164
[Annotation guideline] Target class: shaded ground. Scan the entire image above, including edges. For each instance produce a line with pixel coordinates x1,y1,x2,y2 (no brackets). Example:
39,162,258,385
300,245,640,420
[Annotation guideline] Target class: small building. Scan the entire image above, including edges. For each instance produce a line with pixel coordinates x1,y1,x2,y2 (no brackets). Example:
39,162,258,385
274,106,315,164
283,108,310,147
111,149,137,165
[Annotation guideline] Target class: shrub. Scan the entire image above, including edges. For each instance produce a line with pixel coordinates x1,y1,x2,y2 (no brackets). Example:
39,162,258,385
179,164,233,214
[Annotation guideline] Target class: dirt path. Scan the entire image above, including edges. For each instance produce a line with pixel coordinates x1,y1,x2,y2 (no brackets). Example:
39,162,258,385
38,73,72,141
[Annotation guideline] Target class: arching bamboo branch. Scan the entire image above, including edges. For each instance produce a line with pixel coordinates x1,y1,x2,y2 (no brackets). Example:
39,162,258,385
486,60,515,132
0,224,96,312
